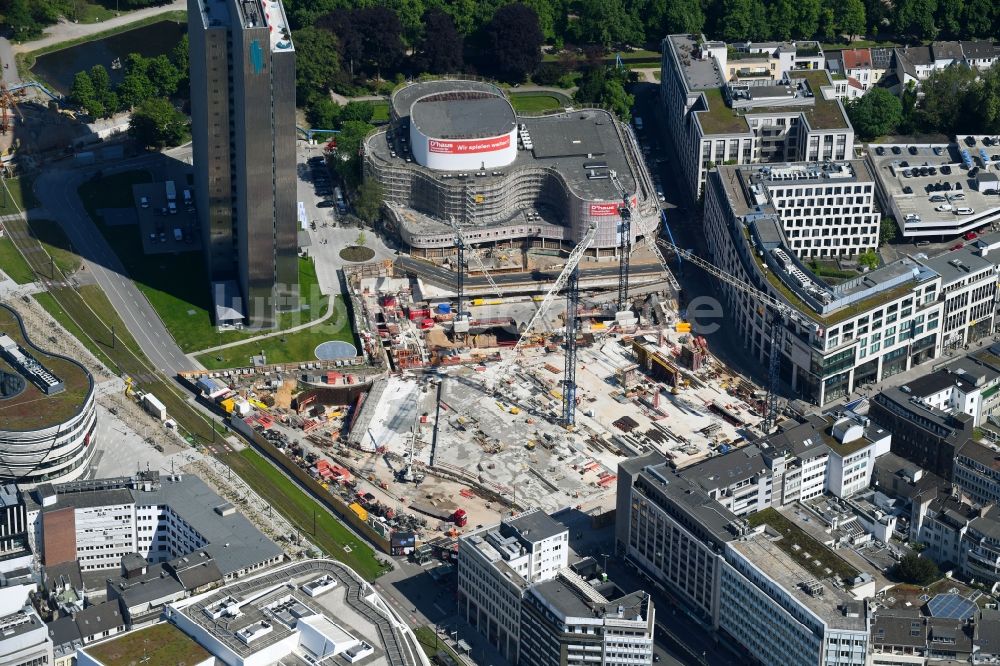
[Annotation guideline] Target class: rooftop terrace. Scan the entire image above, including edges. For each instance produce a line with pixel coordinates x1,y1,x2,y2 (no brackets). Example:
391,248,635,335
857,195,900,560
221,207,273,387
82,622,211,666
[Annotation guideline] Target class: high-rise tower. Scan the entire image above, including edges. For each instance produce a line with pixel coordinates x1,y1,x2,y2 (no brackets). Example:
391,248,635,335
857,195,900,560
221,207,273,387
189,0,297,328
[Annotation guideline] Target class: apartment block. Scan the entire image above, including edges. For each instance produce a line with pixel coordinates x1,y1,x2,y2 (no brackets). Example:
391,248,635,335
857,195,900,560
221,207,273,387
189,0,298,328
704,162,943,405
660,34,853,201
870,386,975,480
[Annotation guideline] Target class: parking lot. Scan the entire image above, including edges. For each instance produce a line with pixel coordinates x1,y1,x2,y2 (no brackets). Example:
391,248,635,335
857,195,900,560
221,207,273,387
869,140,1000,242
132,182,201,255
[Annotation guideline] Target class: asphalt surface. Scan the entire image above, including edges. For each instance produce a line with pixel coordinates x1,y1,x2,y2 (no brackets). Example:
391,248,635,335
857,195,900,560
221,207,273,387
31,148,201,375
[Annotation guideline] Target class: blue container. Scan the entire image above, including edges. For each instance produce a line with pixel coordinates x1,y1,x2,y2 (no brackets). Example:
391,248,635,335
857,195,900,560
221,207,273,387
437,303,452,314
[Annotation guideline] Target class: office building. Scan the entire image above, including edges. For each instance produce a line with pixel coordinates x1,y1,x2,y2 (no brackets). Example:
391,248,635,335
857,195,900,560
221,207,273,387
166,559,412,666
457,509,569,662
189,0,297,328
24,471,283,577
0,305,97,486
519,571,655,666
954,439,1000,507
0,484,29,572
704,162,943,405
0,584,53,666
870,387,975,480
660,34,853,200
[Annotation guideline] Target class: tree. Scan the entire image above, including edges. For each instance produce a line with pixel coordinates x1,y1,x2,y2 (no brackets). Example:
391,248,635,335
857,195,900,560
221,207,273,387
846,88,903,140
960,0,995,38
414,8,464,74
69,71,97,112
894,0,939,40
718,0,769,42
767,0,798,40
147,55,181,97
356,230,368,246
318,8,405,80
355,180,383,224
858,250,879,270
915,65,978,135
880,217,898,245
793,0,822,37
572,0,643,49
129,97,188,149
836,0,867,39
118,72,155,109
934,0,963,37
341,101,374,124
893,554,940,585
307,97,342,129
574,66,634,120
331,120,375,187
291,27,343,106
480,3,544,82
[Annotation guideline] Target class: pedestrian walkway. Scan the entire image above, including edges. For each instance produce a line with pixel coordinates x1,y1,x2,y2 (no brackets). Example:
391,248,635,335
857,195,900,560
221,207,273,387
187,298,337,358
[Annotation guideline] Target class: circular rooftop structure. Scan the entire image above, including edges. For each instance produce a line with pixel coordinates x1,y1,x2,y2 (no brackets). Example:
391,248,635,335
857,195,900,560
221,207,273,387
314,341,358,361
0,304,96,484
392,80,518,171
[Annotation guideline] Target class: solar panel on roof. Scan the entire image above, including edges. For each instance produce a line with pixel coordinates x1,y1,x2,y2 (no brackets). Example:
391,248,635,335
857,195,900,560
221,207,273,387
927,593,977,620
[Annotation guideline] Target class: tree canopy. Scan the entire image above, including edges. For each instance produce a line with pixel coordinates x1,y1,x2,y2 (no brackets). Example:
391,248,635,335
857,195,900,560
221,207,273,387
846,88,903,140
128,97,188,149
893,554,941,586
478,3,545,83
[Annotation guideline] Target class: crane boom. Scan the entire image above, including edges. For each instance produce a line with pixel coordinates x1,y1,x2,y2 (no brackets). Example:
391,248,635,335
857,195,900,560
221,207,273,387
608,170,681,296
489,223,598,390
657,238,797,432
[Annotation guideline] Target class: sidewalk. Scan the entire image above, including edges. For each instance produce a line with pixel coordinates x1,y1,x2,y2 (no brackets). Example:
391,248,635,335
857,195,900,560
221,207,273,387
11,0,186,54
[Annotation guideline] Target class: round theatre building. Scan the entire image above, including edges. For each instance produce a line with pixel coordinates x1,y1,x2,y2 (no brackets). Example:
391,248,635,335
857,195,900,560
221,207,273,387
363,79,661,260
0,305,97,485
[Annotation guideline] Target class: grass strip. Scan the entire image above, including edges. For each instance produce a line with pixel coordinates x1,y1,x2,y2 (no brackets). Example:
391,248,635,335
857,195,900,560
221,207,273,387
222,448,386,580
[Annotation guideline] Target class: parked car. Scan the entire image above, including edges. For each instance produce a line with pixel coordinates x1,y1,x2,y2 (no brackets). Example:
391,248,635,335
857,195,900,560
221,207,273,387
930,195,947,202
916,240,931,246
956,207,975,215
952,243,965,250
935,204,954,212
964,231,979,240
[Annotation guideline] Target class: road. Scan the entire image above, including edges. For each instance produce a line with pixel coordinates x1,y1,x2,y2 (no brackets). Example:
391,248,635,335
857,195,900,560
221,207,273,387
30,149,200,376
9,0,186,53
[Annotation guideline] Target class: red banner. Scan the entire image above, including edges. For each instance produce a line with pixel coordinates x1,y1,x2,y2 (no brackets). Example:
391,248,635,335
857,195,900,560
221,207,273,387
589,196,637,217
428,135,511,154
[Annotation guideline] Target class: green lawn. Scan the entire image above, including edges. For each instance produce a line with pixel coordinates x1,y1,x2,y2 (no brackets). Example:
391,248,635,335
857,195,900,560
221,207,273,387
0,236,35,283
224,448,386,580
34,291,116,370
196,295,355,370
0,176,39,215
509,93,564,113
414,626,463,662
26,218,82,276
78,171,329,353
85,622,210,666
372,100,390,123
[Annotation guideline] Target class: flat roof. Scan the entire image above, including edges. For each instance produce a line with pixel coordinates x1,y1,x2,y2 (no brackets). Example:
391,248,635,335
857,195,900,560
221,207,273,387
665,34,725,92
731,535,866,631
411,94,516,140
82,622,211,666
506,509,566,543
867,142,1000,237
391,79,504,120
918,232,1000,284
680,445,767,492
367,107,641,204
0,305,93,433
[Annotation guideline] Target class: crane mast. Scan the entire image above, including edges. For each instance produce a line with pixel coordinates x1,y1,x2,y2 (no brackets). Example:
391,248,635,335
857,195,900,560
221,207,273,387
488,223,598,395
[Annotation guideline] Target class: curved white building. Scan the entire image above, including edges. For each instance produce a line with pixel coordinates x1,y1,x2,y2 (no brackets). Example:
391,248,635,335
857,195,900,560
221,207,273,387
365,79,661,259
0,305,96,485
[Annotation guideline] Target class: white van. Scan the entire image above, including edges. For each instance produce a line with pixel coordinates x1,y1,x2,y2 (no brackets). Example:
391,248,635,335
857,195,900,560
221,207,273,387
956,207,975,215
139,196,149,208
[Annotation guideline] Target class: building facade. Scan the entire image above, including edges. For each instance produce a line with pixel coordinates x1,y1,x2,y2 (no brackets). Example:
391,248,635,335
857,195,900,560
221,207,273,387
189,0,298,328
457,509,569,662
704,163,943,406
660,34,853,201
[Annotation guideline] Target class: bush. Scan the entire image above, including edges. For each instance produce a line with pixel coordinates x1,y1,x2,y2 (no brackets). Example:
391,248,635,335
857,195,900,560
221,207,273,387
532,62,564,86
893,554,940,586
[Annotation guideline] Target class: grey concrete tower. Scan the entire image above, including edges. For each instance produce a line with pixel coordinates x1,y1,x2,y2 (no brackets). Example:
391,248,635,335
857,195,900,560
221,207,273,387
189,0,297,329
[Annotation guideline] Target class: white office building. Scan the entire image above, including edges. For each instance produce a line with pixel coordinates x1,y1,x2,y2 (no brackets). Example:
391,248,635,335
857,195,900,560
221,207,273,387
0,584,52,666
457,509,569,662
660,34,853,201
722,535,869,666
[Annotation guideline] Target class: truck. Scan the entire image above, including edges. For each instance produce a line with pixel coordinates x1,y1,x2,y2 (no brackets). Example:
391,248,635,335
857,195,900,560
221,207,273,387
165,180,177,202
142,393,167,421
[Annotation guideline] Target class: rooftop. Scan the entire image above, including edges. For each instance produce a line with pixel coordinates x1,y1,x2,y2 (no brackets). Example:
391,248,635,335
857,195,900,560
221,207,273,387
866,141,1000,238
410,93,516,140
506,508,566,543
82,621,211,666
745,508,860,583
731,532,865,630
680,444,767,492
0,304,93,432
367,106,642,204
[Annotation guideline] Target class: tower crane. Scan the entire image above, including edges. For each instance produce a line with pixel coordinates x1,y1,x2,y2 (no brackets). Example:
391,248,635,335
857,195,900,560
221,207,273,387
488,223,598,427
656,239,798,433
608,171,681,303
447,216,505,301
